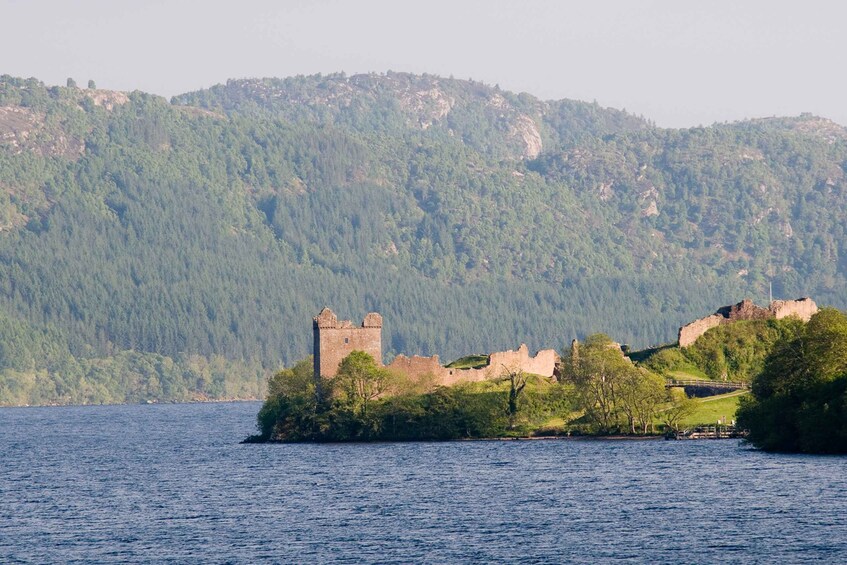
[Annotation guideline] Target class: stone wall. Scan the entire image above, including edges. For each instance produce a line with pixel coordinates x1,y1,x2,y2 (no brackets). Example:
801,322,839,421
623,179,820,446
770,298,818,321
313,308,559,386
386,354,448,384
313,308,382,377
385,344,558,387
678,314,724,348
678,298,818,348
487,345,558,379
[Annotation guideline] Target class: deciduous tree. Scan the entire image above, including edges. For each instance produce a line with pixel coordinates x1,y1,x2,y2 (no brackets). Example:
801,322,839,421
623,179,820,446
500,366,530,427
662,393,697,435
558,334,629,432
334,351,397,418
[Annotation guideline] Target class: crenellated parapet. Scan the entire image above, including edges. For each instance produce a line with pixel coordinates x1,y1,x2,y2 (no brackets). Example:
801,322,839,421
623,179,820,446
362,312,383,328
313,307,338,329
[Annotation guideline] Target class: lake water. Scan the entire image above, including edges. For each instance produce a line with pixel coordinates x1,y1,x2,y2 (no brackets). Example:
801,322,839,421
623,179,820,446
1,402,845,563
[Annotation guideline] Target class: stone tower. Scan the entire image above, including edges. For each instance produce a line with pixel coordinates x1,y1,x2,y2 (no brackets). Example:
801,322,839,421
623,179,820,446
312,308,383,378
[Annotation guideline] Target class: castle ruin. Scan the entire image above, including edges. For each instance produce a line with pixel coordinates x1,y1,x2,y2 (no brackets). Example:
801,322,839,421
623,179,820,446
313,307,383,378
311,298,819,383
312,307,558,385
678,297,818,347
388,344,558,386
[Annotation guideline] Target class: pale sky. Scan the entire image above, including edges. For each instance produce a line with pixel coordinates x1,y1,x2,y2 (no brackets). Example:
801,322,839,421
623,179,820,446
1,0,845,128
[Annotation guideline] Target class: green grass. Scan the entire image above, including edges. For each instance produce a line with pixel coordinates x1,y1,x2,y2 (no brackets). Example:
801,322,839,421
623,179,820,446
531,416,569,436
666,368,710,381
626,343,675,363
445,354,490,369
679,390,747,426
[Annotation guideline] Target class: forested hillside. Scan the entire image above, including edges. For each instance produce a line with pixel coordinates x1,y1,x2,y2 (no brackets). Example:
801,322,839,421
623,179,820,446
1,72,846,405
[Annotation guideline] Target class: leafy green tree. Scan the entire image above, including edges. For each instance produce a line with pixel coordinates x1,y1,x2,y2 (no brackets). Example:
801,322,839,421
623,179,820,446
333,351,396,418
738,308,847,452
256,357,316,440
619,369,666,434
558,334,628,432
267,356,314,399
662,393,698,434
560,334,667,434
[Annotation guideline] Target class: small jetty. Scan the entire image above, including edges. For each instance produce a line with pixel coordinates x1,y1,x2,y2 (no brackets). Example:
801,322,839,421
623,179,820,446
667,425,746,440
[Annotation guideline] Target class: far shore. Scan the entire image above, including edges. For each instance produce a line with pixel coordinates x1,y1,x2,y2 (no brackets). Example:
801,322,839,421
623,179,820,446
0,397,263,409
249,434,738,445
458,434,664,442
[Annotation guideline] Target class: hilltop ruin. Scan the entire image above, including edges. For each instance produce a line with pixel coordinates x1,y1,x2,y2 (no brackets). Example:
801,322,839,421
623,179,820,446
678,298,818,347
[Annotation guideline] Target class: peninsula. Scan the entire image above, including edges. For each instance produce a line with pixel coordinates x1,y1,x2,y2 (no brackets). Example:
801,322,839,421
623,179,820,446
249,298,847,452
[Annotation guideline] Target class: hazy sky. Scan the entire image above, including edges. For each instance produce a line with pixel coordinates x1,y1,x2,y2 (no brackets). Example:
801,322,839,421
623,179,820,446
2,0,845,128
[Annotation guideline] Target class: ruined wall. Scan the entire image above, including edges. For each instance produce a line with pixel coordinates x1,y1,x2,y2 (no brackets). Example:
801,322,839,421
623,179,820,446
386,344,558,387
486,345,558,379
678,298,818,348
312,308,559,385
678,314,724,348
770,298,817,321
386,354,453,384
313,308,382,377
719,298,772,321
385,353,503,387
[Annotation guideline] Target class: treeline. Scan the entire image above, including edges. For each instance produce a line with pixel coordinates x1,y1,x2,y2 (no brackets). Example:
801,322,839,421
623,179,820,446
0,305,266,406
1,73,847,404
738,308,847,453
0,352,265,406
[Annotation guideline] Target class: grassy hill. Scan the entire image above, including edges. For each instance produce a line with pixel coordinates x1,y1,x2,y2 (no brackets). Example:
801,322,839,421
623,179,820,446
679,391,747,427
634,318,803,383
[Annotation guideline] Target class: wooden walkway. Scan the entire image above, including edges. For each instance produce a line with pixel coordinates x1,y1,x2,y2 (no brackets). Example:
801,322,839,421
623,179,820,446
668,425,745,440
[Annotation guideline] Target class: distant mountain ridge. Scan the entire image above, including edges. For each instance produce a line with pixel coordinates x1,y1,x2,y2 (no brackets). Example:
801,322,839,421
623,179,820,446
0,72,845,405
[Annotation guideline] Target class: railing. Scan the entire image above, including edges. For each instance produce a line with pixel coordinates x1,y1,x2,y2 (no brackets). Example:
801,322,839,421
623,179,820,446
666,379,748,390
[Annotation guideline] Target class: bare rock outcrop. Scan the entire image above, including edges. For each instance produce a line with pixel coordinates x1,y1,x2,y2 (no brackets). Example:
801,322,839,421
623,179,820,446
0,106,84,158
83,89,129,111
511,114,543,159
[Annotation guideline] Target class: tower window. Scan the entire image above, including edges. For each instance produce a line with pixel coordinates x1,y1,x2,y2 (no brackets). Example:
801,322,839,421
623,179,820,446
344,338,349,344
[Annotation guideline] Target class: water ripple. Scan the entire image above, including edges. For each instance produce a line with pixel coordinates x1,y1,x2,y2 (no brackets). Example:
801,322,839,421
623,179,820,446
1,403,846,563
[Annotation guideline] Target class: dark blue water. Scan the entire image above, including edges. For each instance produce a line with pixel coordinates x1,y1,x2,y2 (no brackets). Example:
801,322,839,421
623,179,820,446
1,402,845,563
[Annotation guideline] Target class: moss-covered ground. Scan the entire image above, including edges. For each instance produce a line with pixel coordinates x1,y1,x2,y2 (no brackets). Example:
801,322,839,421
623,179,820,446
445,355,490,369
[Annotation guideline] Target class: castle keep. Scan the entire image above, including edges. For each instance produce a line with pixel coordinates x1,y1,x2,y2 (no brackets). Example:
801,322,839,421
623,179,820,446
312,308,558,384
313,307,383,378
